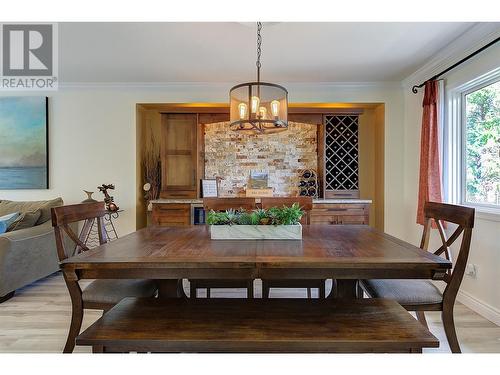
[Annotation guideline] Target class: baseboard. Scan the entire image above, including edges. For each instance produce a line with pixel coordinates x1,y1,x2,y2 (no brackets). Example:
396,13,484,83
457,290,500,326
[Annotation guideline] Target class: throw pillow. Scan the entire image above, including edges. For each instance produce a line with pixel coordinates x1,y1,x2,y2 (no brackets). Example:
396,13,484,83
7,210,42,232
36,197,64,225
0,197,63,225
0,212,21,234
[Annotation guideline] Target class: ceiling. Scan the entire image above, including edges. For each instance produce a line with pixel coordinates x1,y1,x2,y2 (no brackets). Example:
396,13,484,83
59,22,476,83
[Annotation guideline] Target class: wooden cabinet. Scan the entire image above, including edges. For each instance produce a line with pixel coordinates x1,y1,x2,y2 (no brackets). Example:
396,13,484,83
151,201,370,227
160,114,199,198
152,203,191,226
311,203,369,225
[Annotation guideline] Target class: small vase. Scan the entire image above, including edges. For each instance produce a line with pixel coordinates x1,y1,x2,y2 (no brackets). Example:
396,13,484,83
81,190,97,203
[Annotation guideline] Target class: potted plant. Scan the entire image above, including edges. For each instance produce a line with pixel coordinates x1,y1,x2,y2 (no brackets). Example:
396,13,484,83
206,203,304,240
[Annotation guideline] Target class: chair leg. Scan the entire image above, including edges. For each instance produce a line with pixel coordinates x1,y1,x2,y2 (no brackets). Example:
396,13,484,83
442,305,461,353
247,280,254,299
307,288,312,298
64,306,83,353
416,311,428,329
207,288,211,298
63,277,83,353
262,281,270,299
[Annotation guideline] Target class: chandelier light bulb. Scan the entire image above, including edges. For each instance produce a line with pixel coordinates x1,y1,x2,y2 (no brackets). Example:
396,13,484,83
238,102,248,119
251,96,260,114
270,100,280,117
258,106,267,119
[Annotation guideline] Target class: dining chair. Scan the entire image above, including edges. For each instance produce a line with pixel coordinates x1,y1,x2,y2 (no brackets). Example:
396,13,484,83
189,198,257,299
52,202,158,353
358,201,475,353
260,197,326,299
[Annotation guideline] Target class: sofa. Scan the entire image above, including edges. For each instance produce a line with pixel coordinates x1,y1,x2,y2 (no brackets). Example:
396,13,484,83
0,198,70,302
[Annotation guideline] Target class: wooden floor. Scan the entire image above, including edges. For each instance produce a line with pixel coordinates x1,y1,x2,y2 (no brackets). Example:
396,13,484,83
1,272,499,353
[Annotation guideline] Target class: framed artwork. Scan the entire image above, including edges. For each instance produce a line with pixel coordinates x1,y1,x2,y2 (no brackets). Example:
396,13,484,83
201,179,218,197
0,97,49,189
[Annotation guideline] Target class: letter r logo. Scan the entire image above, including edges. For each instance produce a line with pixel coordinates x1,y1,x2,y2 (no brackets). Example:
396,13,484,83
2,24,53,76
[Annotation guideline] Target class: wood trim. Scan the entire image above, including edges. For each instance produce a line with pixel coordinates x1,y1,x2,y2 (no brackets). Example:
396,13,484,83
137,103,369,115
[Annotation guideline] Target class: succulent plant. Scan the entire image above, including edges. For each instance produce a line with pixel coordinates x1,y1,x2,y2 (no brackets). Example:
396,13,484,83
206,204,304,226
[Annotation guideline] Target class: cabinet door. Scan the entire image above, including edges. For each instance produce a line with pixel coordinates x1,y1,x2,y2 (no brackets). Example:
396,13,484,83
161,114,198,197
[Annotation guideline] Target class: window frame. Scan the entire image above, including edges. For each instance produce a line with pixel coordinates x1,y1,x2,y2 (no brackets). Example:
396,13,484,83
445,67,500,217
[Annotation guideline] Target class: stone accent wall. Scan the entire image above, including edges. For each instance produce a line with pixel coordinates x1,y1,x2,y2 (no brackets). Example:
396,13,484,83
204,122,317,196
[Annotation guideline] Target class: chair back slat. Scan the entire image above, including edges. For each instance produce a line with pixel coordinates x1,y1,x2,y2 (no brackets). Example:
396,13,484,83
203,198,256,212
51,202,108,261
51,201,107,226
420,201,475,305
435,220,452,262
261,197,313,225
424,201,475,228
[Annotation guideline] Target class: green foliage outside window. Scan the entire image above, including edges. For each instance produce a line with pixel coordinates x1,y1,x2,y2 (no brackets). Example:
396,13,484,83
465,80,500,206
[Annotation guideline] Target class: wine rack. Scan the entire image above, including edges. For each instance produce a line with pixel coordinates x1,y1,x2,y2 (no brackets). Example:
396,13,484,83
324,115,360,198
299,169,319,198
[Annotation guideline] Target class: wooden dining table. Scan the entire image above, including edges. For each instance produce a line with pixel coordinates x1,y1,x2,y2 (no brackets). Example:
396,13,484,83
61,224,451,300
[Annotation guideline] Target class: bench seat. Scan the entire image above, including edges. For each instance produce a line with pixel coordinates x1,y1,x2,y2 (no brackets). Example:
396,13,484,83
76,297,439,353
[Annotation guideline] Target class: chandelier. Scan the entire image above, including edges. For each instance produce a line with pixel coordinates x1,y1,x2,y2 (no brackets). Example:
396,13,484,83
229,22,288,133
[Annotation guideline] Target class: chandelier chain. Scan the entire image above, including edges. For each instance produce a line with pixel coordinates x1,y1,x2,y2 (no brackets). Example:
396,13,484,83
256,22,262,82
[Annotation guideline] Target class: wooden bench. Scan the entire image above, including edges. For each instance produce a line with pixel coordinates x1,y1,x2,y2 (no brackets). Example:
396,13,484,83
76,297,438,353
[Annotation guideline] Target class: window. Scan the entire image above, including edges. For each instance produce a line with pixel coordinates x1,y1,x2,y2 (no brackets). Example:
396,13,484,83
463,80,500,208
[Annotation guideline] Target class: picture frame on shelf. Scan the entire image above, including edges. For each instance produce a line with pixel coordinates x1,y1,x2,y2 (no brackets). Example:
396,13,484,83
201,179,218,198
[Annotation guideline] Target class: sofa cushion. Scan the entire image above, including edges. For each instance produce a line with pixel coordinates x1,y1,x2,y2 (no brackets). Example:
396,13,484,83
0,212,20,234
0,197,63,225
7,210,42,232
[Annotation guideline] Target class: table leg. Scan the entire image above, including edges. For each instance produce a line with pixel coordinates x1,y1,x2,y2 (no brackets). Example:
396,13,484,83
329,279,359,299
156,279,186,298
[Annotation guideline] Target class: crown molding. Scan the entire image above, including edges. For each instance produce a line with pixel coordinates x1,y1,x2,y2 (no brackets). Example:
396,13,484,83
58,81,401,90
402,23,500,89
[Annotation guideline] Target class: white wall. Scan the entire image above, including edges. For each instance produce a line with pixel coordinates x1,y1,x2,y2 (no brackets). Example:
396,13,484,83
0,82,405,238
401,43,500,324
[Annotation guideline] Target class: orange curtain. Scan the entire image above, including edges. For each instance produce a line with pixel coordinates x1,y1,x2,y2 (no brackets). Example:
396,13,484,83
417,80,443,225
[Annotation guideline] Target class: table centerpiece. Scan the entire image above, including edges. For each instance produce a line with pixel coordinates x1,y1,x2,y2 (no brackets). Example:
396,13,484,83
207,203,303,240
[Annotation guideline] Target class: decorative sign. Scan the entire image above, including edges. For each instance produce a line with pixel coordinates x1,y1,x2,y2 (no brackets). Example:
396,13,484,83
246,188,274,197
201,179,218,197
248,170,269,189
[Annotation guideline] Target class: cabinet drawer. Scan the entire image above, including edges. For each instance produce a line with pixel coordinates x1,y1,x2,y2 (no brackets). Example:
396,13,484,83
312,208,366,216
152,204,191,226
160,190,197,199
311,216,337,224
154,217,190,226
336,215,367,225
313,204,367,210
154,204,190,214
311,214,368,225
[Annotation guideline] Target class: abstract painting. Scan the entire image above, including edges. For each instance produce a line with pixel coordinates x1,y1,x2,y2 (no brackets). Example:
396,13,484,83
0,97,48,189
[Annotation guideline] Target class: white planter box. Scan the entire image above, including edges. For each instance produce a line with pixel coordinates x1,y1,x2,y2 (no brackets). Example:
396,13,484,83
210,224,302,240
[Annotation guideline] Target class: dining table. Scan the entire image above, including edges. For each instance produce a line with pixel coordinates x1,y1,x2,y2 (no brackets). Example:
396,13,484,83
61,224,451,300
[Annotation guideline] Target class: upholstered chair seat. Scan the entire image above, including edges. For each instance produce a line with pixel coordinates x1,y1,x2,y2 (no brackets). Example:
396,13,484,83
82,279,157,305
359,279,443,306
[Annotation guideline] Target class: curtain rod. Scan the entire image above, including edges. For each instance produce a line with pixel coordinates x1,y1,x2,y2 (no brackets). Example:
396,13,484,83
411,36,500,93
